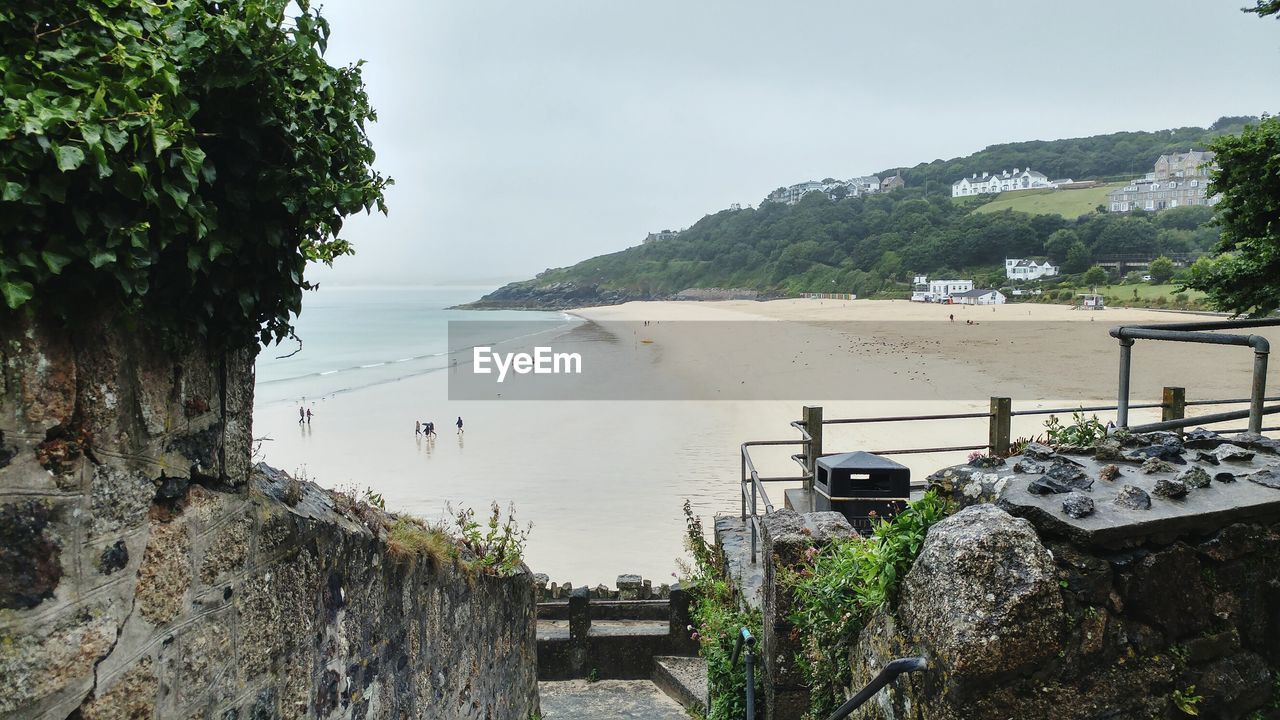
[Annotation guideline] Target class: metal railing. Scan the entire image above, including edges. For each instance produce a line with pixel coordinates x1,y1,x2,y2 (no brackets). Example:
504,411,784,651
739,391,1280,563
729,627,756,719
825,657,928,720
1111,317,1277,434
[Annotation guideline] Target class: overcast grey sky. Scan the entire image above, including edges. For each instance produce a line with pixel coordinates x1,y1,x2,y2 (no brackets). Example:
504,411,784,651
306,1,1279,288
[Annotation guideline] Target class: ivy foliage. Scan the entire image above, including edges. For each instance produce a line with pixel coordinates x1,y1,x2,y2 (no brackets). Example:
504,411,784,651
786,492,951,719
0,0,389,347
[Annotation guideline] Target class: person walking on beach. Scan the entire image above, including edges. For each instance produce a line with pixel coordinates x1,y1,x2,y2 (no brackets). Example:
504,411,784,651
298,406,305,424
456,416,464,434
306,407,313,424
415,420,421,435
949,314,954,322
426,421,435,437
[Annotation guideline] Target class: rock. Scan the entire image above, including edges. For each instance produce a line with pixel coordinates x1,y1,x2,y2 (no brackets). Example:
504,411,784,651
0,501,63,609
616,574,642,590
1177,466,1212,489
1140,457,1175,474
1191,651,1273,718
1023,442,1057,460
1196,451,1221,466
1244,467,1280,489
532,573,549,588
1028,475,1092,495
1151,477,1188,499
1114,485,1152,510
97,540,129,575
1013,459,1046,474
1099,464,1120,482
1126,543,1209,639
898,505,1062,684
926,465,1012,508
968,455,1005,469
1062,492,1095,519
1184,428,1226,450
1214,444,1256,462
1230,432,1280,453
1093,438,1125,462
1125,445,1187,464
1047,460,1087,481
1214,472,1237,483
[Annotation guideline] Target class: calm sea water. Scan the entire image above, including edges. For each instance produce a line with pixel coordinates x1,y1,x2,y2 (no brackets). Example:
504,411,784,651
254,286,570,407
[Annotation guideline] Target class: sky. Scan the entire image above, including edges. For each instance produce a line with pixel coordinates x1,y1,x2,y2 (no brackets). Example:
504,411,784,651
305,0,1280,288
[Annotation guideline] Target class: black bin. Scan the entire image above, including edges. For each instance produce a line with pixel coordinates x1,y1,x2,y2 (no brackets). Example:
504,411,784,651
814,451,910,535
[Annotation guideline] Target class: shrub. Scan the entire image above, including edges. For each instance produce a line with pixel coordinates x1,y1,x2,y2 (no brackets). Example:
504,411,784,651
1044,410,1108,446
453,502,531,578
787,492,952,718
681,500,763,720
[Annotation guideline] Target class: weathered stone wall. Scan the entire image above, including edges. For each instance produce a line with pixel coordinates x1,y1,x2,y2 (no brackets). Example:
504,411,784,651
846,431,1280,720
1,314,538,720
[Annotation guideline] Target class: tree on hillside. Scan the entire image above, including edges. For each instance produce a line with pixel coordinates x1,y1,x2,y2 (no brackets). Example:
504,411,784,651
1148,257,1176,284
1184,116,1280,315
1064,242,1092,274
1045,229,1080,262
1082,266,1108,288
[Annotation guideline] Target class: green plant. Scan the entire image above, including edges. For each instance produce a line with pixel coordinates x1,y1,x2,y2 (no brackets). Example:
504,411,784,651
681,500,762,720
453,502,531,578
1169,644,1189,664
386,517,456,567
1172,685,1203,716
586,668,598,684
1044,410,1108,447
787,491,952,718
0,0,389,348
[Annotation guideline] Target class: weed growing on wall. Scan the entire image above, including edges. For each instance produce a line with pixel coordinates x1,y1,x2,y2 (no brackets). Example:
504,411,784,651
681,500,763,720
787,491,951,718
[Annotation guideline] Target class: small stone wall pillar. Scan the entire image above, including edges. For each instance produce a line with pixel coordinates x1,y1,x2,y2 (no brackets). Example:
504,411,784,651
568,586,591,677
761,510,856,720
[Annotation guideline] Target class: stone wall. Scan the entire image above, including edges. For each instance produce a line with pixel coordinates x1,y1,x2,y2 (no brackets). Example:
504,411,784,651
0,314,538,720
845,431,1280,720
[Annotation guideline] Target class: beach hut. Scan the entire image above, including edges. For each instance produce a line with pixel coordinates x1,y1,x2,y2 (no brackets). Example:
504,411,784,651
1076,293,1106,310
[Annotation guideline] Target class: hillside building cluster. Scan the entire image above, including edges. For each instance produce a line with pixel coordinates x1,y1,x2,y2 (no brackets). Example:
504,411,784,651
764,172,904,205
950,168,1058,197
1107,150,1219,213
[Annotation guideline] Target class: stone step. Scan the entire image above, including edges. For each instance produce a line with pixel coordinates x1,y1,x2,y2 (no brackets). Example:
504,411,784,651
539,679,691,719
536,619,670,641
652,655,707,714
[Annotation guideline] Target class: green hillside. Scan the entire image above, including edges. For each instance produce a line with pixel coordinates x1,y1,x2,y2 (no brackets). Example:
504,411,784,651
474,118,1252,308
972,182,1130,218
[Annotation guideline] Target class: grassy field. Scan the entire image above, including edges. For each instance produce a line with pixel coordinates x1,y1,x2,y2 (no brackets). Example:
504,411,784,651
973,182,1130,218
1095,283,1206,301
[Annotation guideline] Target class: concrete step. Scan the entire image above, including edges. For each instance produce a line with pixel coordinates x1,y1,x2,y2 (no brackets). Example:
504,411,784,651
539,679,692,719
652,655,707,714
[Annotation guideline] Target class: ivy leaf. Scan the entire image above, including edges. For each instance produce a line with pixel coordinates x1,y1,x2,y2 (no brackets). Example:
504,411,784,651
54,145,85,171
1,280,34,309
89,251,116,268
1,182,21,202
41,251,71,275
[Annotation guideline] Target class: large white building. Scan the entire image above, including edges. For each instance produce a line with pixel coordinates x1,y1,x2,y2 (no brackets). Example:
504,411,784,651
928,279,974,301
765,175,883,205
951,168,1055,197
1005,258,1059,281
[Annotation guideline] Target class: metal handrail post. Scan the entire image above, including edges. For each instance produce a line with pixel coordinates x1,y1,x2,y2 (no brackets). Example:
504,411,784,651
1252,349,1270,434
750,472,758,563
731,628,756,719
825,657,928,720
740,450,747,520
1117,337,1134,427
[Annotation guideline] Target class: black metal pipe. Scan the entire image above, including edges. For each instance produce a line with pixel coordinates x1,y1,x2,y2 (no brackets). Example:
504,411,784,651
822,411,993,425
825,657,929,720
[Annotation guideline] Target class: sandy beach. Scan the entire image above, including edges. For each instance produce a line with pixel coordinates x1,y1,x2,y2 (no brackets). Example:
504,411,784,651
254,296,1279,584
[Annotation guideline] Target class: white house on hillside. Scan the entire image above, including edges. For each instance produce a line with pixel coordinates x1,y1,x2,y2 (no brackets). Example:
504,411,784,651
951,168,1055,197
1005,258,1059,281
928,279,973,301
952,288,1006,305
